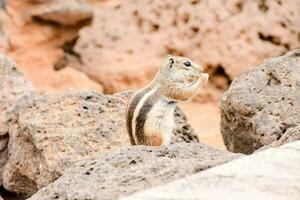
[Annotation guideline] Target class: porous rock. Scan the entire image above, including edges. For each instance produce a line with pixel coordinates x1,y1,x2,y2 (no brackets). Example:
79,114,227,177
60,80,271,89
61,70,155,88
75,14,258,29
3,90,198,196
220,49,300,154
28,142,240,200
257,125,300,152
74,0,300,93
31,0,93,25
0,53,36,185
172,108,199,143
123,141,300,200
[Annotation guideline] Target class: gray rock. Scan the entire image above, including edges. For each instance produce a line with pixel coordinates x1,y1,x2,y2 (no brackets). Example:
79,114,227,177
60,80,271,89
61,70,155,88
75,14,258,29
28,143,239,200
3,89,198,196
0,53,36,185
220,49,300,154
0,2,8,51
0,0,7,9
3,91,130,196
31,0,93,26
123,141,300,200
257,125,300,152
172,107,199,143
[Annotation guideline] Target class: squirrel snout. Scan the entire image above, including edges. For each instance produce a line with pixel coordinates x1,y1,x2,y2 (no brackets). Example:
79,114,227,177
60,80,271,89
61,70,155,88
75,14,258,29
198,73,209,84
195,70,209,81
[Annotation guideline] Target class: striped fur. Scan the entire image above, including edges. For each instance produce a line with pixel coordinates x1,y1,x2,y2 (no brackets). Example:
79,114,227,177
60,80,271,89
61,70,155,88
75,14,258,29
125,55,209,146
134,89,158,144
126,86,176,146
125,87,153,144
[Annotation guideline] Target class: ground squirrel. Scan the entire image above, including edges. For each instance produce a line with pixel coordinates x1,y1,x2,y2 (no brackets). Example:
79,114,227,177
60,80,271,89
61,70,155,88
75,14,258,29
126,55,209,146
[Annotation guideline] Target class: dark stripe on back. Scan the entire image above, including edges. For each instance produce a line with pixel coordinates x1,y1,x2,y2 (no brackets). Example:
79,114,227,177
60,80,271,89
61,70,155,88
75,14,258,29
135,91,158,144
126,87,151,145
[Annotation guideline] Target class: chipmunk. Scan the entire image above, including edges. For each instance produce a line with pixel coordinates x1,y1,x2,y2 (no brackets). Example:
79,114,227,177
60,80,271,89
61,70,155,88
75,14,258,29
126,55,209,146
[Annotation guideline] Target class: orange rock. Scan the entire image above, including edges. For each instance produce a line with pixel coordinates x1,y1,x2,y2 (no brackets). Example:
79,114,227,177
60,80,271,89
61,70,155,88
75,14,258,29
2,0,103,93
74,0,300,94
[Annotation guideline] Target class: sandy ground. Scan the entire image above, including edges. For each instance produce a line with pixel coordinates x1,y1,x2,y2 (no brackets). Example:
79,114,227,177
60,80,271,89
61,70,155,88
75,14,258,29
179,102,225,150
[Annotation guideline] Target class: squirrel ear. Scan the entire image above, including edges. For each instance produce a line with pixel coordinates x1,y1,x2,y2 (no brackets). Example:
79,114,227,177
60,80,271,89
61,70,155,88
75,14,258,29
169,58,174,68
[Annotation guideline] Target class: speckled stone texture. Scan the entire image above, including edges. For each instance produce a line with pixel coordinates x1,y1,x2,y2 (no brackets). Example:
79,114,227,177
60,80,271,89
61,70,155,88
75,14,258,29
73,0,300,93
28,143,239,200
257,125,300,152
220,49,300,154
30,0,93,25
0,53,36,185
2,88,199,196
123,141,300,200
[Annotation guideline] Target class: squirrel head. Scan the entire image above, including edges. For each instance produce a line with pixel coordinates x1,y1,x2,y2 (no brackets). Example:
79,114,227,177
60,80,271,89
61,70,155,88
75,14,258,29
152,55,209,101
158,55,208,84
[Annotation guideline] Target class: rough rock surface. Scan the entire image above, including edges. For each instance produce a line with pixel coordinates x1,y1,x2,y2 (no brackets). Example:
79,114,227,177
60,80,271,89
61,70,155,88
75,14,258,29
0,0,8,51
172,107,199,143
2,89,198,196
257,125,300,152
123,141,300,200
0,53,36,185
31,0,93,26
28,143,239,200
74,0,300,93
220,49,300,154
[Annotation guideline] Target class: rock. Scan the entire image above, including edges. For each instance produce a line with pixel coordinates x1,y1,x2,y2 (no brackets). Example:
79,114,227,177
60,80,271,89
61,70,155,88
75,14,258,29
2,91,129,196
0,0,7,10
2,89,198,196
0,0,7,9
219,49,300,154
0,53,36,185
0,1,8,51
43,66,104,92
172,108,199,143
28,142,239,200
31,0,93,26
123,141,300,200
74,0,300,93
2,0,101,93
257,125,300,152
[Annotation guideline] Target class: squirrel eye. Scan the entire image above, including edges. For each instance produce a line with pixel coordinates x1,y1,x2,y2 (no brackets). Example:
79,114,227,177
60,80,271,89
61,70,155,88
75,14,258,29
183,61,191,67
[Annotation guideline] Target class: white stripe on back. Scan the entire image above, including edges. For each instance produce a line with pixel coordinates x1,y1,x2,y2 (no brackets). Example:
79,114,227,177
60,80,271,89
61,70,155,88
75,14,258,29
131,87,158,144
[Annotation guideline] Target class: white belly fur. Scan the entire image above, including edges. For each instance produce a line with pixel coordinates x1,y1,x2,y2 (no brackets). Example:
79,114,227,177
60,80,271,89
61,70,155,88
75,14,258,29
143,100,176,145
